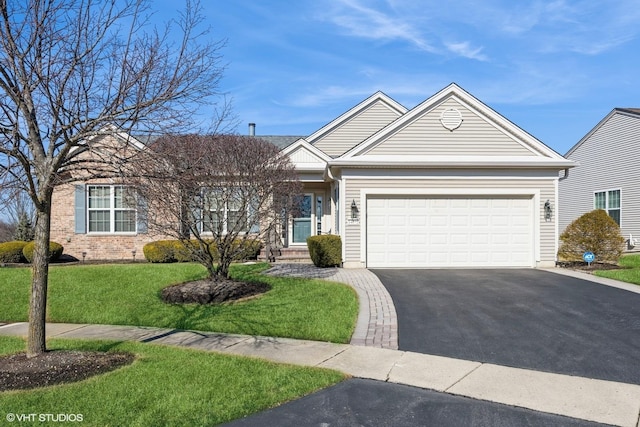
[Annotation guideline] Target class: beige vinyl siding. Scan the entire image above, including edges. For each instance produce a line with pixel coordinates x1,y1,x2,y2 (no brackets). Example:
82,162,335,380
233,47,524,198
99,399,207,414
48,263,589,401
343,174,557,266
367,98,537,157
289,146,324,163
312,101,402,157
559,112,640,240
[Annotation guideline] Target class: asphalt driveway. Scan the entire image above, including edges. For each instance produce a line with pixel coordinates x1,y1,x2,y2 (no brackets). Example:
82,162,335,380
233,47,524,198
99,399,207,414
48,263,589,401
225,378,602,427
371,269,640,385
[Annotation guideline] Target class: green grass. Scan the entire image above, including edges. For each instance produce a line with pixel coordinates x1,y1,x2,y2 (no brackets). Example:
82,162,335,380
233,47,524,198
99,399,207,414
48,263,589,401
0,263,358,343
594,254,640,285
0,336,345,426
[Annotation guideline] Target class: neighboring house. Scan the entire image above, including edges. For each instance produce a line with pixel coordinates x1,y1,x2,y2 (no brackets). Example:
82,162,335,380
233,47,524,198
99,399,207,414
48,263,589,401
51,83,575,267
559,108,640,249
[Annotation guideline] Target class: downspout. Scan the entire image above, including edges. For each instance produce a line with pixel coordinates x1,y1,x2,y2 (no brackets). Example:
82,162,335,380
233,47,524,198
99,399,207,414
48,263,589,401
555,168,570,266
559,168,569,181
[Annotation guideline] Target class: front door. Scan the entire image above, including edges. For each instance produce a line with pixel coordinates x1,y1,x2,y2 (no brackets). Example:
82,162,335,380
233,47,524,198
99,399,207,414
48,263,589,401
292,194,312,244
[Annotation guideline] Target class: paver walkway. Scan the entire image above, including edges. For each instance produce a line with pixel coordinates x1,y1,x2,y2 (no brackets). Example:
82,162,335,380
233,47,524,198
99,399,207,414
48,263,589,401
264,264,398,349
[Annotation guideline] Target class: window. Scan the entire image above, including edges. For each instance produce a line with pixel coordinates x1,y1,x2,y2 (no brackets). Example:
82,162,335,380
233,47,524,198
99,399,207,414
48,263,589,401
594,189,621,225
202,188,248,234
87,185,137,233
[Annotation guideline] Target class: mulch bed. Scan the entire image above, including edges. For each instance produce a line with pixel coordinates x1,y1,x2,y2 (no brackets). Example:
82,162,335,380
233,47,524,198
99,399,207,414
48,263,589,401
0,351,135,392
556,261,624,272
161,278,271,304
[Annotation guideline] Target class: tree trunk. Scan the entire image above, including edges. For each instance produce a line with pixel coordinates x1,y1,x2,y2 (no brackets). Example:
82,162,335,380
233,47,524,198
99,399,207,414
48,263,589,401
27,203,52,357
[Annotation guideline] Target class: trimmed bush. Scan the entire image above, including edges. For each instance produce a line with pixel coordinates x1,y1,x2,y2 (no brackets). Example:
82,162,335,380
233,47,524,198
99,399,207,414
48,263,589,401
307,235,342,268
231,239,262,261
0,240,29,263
558,209,625,263
22,241,64,263
143,240,192,263
143,239,262,263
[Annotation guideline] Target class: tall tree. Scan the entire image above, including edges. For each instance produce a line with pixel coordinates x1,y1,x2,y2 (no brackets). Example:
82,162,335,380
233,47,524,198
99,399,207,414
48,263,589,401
134,134,301,280
0,0,226,357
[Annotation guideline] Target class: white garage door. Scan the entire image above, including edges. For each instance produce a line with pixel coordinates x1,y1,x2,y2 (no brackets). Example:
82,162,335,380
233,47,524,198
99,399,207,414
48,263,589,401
366,196,534,268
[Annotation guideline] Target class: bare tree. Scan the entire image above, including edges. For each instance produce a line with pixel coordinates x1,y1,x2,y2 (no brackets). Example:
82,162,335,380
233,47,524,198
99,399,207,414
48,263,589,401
0,0,227,357
134,134,301,280
0,186,35,225
0,218,14,241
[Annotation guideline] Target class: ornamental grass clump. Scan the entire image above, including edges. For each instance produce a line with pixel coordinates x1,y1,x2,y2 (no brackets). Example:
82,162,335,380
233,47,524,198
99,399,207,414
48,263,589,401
558,209,625,263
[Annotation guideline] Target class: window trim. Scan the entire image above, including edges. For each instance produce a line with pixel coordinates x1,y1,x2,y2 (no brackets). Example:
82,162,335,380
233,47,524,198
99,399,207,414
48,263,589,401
86,185,138,234
594,188,621,226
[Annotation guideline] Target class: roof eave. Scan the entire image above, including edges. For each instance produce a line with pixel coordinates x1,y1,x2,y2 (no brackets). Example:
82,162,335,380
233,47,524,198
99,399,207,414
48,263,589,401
328,159,577,169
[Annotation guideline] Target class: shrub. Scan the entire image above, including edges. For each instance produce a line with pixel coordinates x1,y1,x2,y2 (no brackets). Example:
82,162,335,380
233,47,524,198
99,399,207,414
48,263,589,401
231,239,262,261
143,239,262,263
307,235,342,267
0,240,29,263
558,209,625,263
143,240,183,263
22,241,64,263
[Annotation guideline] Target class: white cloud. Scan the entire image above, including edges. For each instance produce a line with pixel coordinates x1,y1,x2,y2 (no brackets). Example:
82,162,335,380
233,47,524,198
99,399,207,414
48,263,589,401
324,0,437,53
445,41,489,61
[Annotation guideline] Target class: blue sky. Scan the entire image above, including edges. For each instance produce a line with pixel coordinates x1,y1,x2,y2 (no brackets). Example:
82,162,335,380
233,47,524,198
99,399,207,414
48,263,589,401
159,0,640,155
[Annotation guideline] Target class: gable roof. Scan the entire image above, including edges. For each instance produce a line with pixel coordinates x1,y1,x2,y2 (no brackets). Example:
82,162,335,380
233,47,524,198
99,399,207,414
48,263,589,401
307,91,408,158
564,108,640,157
281,138,331,172
331,83,574,168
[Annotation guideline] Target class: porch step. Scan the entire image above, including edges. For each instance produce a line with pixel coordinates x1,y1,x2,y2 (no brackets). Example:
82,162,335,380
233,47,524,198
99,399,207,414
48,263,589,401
259,247,312,263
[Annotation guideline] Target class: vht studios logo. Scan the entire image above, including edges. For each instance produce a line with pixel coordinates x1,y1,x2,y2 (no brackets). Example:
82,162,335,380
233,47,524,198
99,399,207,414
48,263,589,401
6,413,84,423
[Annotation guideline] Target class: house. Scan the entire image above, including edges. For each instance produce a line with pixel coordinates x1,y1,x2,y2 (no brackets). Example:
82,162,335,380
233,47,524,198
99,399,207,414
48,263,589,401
50,130,160,262
50,83,575,267
558,108,640,249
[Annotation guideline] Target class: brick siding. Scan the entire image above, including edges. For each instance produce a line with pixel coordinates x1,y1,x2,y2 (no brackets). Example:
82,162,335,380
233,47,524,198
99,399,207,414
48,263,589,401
50,182,169,261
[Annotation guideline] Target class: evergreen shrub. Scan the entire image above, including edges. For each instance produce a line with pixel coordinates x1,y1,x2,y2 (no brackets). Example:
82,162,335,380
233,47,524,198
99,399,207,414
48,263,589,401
307,235,342,267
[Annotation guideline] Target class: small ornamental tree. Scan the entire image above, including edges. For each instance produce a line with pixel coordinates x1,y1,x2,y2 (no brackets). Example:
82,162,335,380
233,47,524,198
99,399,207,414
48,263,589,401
558,209,625,263
134,134,302,281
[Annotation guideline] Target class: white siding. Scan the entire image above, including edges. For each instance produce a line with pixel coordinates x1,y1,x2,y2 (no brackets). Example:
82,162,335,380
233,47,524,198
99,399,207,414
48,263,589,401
343,173,557,267
312,101,402,157
559,112,640,241
367,98,537,157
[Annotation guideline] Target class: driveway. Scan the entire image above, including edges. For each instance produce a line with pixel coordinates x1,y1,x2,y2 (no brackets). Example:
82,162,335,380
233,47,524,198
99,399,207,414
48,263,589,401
224,378,602,427
371,269,640,385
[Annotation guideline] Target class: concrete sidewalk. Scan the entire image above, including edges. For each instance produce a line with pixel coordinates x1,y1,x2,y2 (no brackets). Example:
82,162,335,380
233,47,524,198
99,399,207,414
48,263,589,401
1,322,639,427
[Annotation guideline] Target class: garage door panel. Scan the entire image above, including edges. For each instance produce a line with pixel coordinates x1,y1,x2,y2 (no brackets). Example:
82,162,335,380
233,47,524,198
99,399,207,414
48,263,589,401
429,215,448,226
367,196,533,268
409,215,427,226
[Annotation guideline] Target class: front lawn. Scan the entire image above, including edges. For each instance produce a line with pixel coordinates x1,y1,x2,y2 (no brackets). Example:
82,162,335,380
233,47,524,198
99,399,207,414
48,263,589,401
0,336,345,426
594,254,640,285
0,263,358,343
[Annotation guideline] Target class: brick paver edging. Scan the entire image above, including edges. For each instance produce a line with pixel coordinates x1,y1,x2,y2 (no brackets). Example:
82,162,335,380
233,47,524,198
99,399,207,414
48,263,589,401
331,269,398,350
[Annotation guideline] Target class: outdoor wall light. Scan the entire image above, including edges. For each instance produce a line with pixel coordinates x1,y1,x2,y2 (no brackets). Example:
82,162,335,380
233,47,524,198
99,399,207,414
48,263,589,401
544,200,553,222
350,199,359,220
